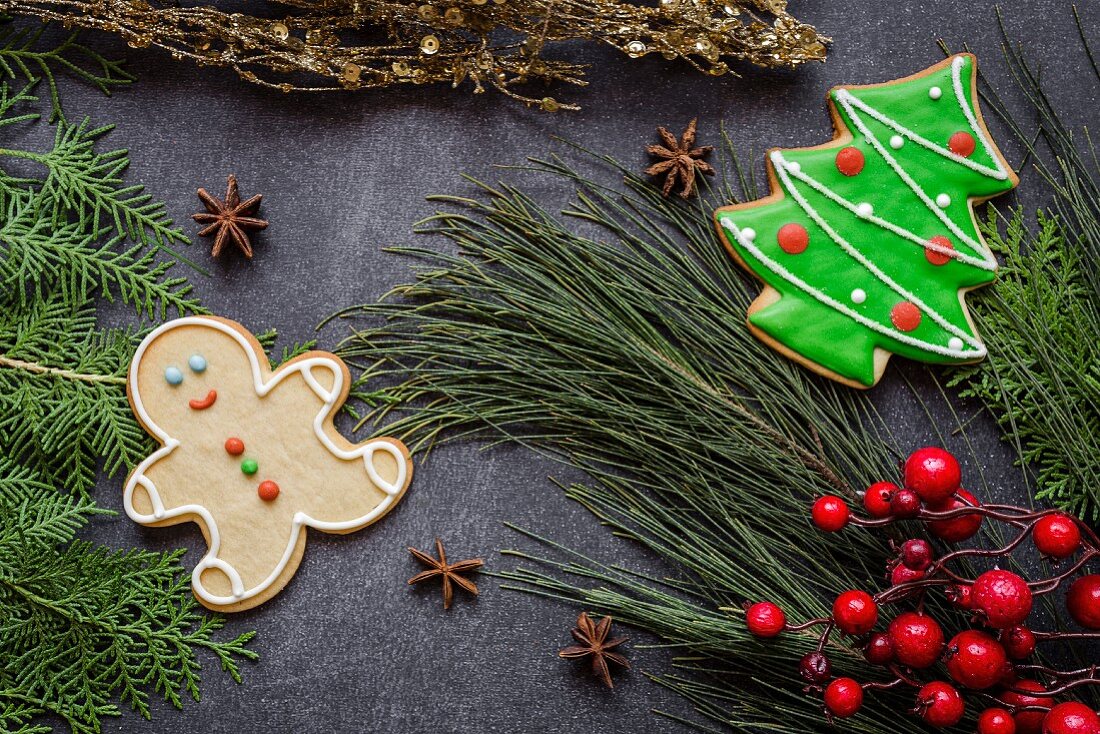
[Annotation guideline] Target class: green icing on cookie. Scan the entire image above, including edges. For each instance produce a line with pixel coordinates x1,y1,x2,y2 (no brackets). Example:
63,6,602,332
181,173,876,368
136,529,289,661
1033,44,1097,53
715,54,1017,387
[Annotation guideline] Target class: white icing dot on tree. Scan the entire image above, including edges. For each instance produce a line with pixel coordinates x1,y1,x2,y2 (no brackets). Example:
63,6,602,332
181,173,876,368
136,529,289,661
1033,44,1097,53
929,86,942,100
856,202,874,218
741,227,756,241
851,288,867,304
889,135,904,150
787,161,802,174
936,193,951,208
948,337,964,351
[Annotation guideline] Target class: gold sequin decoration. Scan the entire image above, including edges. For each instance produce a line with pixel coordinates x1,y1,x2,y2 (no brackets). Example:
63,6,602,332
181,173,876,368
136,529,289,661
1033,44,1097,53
13,0,829,110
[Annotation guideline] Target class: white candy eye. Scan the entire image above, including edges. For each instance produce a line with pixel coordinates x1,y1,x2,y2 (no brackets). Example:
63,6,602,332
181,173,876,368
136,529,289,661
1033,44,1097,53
189,354,207,373
165,366,184,385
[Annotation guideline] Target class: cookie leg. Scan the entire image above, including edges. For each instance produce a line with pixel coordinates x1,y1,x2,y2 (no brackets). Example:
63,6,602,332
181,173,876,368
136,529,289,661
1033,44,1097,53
191,511,308,611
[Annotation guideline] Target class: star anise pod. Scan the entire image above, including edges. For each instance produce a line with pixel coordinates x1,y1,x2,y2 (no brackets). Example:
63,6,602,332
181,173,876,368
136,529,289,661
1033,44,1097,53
558,611,630,688
644,118,716,199
407,538,483,609
193,174,268,258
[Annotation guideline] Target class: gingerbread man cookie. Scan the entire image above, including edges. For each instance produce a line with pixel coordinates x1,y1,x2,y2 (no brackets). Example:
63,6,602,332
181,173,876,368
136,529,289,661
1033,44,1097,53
123,316,412,612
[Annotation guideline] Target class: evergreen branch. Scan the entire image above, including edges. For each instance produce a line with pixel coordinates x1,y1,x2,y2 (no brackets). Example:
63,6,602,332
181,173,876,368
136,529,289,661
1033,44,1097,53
323,140,959,729
0,114,190,254
950,209,1100,519
0,199,199,318
947,17,1100,520
0,35,256,733
0,355,126,385
0,20,132,122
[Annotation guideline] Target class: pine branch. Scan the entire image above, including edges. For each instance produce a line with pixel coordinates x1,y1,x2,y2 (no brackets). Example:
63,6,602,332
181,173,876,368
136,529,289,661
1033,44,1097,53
323,138,982,729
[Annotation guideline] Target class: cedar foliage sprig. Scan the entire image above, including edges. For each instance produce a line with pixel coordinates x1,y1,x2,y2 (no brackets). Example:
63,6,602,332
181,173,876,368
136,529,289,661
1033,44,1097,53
0,19,132,122
0,460,257,734
0,77,199,495
0,26,255,734
947,11,1100,520
326,142,976,731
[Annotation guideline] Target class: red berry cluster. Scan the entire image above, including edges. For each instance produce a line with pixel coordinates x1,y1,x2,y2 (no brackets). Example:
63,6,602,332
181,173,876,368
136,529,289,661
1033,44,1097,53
745,447,1100,732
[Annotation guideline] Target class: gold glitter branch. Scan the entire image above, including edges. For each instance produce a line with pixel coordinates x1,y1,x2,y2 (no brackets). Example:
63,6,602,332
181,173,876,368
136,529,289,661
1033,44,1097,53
0,0,828,109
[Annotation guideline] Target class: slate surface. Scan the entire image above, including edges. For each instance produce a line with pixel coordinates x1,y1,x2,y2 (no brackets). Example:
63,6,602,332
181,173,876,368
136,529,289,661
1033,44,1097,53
42,0,1097,731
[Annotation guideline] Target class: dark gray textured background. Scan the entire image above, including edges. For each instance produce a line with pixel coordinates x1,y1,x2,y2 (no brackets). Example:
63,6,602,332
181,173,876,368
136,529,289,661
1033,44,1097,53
42,1,1095,731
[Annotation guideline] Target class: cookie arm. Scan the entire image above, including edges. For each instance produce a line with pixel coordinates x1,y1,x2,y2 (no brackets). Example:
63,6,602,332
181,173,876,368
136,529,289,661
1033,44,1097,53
297,357,343,405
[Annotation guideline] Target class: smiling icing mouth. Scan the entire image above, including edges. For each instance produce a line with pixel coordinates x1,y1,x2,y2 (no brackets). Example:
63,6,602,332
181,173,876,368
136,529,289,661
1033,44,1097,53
189,390,218,410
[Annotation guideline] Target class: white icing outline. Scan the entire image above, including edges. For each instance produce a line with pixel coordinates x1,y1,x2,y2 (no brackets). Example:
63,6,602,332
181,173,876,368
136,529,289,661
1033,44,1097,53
124,316,408,607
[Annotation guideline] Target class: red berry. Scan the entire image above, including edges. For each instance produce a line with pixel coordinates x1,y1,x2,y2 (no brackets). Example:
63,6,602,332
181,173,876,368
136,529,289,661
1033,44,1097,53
891,564,926,585
1067,575,1100,630
888,611,945,669
799,651,832,684
927,488,984,542
1033,514,1082,560
812,495,850,532
900,538,933,570
890,488,923,518
947,583,974,609
918,681,966,728
1002,626,1037,660
864,632,894,665
945,630,1008,689
863,481,896,518
973,569,1033,629
745,601,786,638
905,447,962,504
979,707,1018,734
823,677,863,719
833,590,878,635
1000,680,1050,734
1042,702,1100,734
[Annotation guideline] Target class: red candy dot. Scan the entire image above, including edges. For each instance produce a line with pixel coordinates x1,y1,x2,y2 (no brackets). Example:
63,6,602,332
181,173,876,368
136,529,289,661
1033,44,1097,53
257,480,280,502
777,223,809,254
925,235,955,266
891,302,922,332
835,146,865,176
949,131,976,157
224,437,245,456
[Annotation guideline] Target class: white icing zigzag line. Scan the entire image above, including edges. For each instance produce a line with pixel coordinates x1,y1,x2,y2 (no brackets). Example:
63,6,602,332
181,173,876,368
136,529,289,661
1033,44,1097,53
124,316,408,607
950,55,1007,179
837,57,1008,182
722,152,984,361
721,217,981,362
780,162,996,272
769,152,983,355
834,90,999,267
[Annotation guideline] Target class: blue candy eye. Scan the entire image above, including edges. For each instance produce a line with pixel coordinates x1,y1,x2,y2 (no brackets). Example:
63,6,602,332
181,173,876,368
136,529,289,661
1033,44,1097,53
188,354,207,373
165,366,184,385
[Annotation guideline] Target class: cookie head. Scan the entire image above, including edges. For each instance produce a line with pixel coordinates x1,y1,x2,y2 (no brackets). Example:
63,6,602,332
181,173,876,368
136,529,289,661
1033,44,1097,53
131,318,261,438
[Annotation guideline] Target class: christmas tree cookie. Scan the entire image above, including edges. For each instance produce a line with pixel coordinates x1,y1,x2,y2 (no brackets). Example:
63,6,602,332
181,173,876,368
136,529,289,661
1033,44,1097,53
714,54,1018,388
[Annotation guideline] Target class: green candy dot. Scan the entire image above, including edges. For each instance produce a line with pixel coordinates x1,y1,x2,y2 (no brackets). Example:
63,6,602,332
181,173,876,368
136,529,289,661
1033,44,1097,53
240,459,258,476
